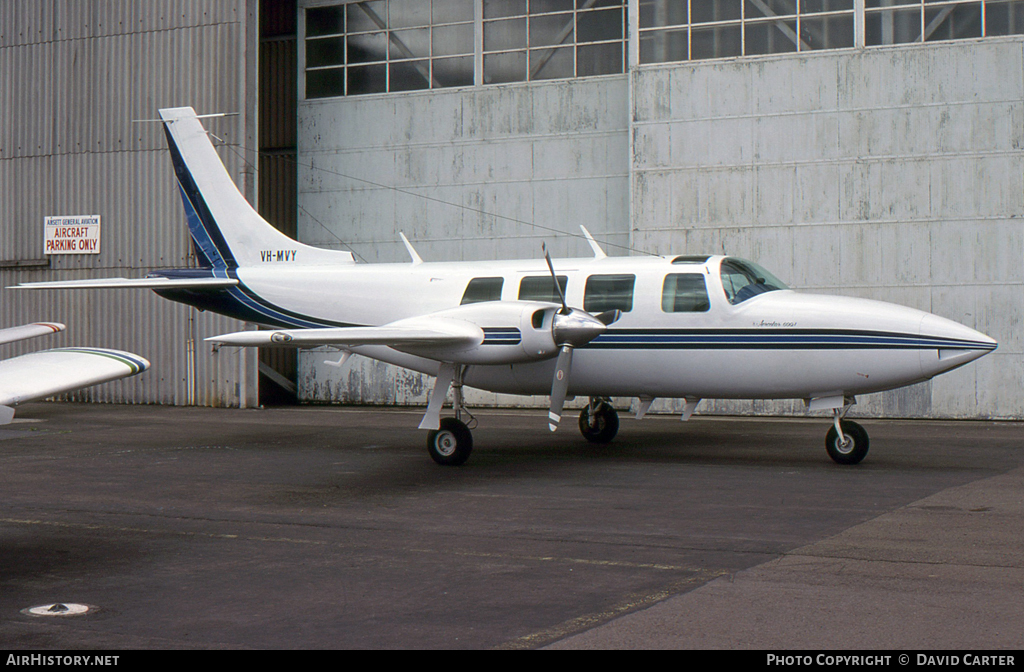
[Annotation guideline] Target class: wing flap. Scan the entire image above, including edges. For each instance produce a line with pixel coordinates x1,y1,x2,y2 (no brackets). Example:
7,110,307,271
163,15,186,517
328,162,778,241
0,322,65,346
0,347,150,411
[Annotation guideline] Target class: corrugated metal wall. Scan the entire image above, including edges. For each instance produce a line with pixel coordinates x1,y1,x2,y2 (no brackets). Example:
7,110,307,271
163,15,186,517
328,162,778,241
256,1,299,403
0,0,259,407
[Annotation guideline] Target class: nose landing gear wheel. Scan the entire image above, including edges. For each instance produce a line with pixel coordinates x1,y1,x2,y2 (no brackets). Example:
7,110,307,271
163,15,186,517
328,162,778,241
578,402,619,444
825,420,869,465
427,417,473,466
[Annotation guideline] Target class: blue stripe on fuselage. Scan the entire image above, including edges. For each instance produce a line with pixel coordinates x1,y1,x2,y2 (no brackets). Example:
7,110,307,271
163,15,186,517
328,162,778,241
150,269,354,328
585,329,996,351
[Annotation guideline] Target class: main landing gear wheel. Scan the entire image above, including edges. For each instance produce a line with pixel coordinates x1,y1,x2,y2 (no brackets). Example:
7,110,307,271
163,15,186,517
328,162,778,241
427,417,473,466
825,420,869,465
578,402,619,444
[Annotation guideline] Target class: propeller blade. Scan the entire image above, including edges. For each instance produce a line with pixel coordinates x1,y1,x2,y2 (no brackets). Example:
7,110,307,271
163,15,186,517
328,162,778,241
548,345,573,431
539,243,614,432
541,243,569,314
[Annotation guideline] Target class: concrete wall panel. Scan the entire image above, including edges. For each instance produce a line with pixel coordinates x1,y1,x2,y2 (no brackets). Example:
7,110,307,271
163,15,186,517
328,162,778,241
632,40,1024,419
299,29,1023,420
300,75,631,264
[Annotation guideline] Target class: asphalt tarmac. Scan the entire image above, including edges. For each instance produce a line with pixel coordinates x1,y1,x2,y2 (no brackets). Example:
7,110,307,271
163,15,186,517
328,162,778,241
0,402,1019,650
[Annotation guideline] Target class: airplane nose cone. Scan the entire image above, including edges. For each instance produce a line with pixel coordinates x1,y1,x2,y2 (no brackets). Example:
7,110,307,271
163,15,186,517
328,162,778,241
920,314,997,375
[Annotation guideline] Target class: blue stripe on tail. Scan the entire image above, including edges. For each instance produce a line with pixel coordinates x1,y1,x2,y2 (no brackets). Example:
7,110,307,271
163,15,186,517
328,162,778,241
162,125,237,270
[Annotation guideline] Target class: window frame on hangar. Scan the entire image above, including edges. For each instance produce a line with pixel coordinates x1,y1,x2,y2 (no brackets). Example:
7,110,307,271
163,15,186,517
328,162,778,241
300,0,1024,99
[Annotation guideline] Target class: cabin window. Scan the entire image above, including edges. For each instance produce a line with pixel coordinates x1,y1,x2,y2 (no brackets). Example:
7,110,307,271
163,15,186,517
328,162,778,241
662,274,710,313
719,258,788,305
584,274,635,313
519,275,568,303
461,277,504,304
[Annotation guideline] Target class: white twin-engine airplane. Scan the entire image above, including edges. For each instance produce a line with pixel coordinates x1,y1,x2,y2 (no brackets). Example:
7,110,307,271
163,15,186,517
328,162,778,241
16,107,997,466
0,322,149,425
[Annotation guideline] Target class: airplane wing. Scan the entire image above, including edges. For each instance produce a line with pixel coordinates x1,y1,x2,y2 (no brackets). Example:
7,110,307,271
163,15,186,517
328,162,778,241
0,348,150,425
0,322,65,346
10,277,238,290
206,321,483,349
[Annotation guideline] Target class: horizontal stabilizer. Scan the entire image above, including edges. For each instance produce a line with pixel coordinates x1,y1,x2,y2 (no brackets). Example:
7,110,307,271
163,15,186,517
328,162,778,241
0,347,150,419
0,322,64,346
11,277,238,290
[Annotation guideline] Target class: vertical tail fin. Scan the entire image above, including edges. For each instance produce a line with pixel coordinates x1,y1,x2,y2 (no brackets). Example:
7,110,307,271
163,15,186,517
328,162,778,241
158,107,353,269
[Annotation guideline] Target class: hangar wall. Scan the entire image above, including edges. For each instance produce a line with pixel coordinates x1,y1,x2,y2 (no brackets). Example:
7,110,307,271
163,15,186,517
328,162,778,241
0,0,259,407
630,39,1024,420
298,76,630,262
296,4,1022,421
298,74,631,407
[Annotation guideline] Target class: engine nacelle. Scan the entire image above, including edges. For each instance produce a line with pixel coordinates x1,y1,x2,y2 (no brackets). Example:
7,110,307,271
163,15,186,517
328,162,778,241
395,301,560,365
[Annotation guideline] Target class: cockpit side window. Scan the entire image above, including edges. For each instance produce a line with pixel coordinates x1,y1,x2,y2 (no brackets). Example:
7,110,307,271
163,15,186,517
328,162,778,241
584,274,635,313
662,273,710,313
461,277,504,304
519,276,568,303
719,258,788,305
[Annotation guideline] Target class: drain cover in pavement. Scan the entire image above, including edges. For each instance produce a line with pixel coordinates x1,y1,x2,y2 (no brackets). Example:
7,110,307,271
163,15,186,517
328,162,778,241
22,603,94,617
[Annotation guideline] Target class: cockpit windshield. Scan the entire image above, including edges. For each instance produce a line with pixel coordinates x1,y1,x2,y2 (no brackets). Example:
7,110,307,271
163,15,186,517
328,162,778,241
719,258,788,305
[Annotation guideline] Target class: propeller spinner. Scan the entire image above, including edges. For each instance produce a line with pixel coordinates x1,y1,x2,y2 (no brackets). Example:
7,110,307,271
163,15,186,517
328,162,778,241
542,244,620,431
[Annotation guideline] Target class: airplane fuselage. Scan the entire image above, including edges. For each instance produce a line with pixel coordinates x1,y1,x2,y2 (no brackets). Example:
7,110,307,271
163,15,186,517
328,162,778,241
155,253,995,403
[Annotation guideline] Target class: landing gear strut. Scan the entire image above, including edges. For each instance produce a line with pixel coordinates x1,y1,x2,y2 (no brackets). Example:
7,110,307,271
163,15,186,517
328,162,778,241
579,397,619,444
825,403,869,465
425,364,475,466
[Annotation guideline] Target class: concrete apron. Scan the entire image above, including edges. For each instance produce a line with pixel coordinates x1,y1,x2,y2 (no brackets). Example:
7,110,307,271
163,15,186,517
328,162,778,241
549,466,1024,649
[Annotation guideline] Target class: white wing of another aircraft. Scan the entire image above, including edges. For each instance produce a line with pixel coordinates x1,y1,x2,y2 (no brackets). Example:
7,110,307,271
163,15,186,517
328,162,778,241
0,323,149,425
0,321,65,346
